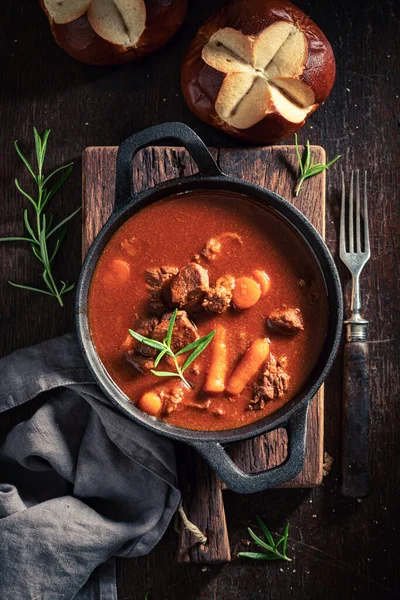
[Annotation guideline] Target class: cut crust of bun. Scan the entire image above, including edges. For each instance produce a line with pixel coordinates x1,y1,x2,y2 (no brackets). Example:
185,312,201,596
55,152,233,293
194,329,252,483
42,0,188,66
43,0,91,24
87,0,146,48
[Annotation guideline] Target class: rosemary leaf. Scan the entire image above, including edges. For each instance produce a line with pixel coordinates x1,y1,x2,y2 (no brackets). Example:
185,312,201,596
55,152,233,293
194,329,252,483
0,236,36,243
175,331,215,356
150,371,180,377
326,156,342,168
304,139,311,173
43,270,53,293
60,281,75,295
14,179,37,208
42,162,74,188
45,163,74,204
49,235,64,264
256,515,276,549
128,330,166,352
275,534,286,549
39,224,49,265
154,348,168,368
14,142,36,180
295,138,303,176
32,244,43,263
8,281,54,296
47,206,82,239
282,522,290,556
165,309,177,347
182,331,215,372
247,527,275,552
237,552,282,560
23,209,38,242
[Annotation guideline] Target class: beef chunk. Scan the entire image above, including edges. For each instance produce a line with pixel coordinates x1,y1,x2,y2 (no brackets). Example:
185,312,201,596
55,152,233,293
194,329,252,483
125,316,158,373
202,275,235,313
152,311,199,353
251,354,290,409
170,263,209,308
145,266,178,312
267,308,304,335
125,311,198,374
132,316,159,357
200,232,242,261
126,354,155,373
201,237,222,261
160,385,185,416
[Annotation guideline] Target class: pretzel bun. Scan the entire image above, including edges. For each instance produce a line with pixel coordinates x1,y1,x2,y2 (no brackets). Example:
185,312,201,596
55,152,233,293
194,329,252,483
181,0,336,144
41,0,188,66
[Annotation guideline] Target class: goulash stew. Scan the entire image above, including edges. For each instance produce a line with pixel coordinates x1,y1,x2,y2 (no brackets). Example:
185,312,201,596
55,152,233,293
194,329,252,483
88,191,328,431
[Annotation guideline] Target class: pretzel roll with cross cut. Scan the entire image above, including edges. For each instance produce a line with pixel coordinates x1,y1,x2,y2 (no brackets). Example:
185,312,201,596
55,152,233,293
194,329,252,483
181,0,336,144
41,0,188,66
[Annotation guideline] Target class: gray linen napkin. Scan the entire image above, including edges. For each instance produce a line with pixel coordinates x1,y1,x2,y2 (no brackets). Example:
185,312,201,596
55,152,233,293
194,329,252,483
0,333,181,600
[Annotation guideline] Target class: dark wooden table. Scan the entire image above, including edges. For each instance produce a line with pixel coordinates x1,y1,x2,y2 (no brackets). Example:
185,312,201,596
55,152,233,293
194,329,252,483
1,1,399,598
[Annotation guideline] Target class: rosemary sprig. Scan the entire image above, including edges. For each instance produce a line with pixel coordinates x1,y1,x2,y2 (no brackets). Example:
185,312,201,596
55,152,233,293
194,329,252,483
0,128,81,306
294,133,341,197
129,309,215,387
238,516,292,562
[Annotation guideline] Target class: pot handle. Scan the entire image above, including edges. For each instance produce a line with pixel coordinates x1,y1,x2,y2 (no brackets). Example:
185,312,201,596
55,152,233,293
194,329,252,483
189,405,309,494
114,122,222,212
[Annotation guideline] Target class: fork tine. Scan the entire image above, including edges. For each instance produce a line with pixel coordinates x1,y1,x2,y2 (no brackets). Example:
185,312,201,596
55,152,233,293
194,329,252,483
340,171,346,255
349,171,354,253
356,170,361,252
363,171,370,253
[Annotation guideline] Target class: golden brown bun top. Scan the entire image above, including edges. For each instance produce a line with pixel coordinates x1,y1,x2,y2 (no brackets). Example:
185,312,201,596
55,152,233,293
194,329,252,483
181,0,336,143
192,0,336,104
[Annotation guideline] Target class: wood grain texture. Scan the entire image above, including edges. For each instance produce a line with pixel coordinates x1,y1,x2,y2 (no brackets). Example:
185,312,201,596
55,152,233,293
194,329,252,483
81,144,325,563
0,0,399,596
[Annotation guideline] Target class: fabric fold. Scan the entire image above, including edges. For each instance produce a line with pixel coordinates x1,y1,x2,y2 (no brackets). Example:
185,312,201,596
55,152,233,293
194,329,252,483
0,333,180,600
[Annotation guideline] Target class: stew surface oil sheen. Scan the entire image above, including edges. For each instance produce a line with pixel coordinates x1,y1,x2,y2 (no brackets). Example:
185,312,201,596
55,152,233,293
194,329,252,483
88,190,328,431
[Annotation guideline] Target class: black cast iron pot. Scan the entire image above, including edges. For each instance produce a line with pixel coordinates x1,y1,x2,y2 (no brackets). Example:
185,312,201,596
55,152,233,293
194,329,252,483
76,122,343,494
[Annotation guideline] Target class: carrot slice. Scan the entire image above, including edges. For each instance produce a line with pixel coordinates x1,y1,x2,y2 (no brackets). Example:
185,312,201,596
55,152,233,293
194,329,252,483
138,390,162,416
204,325,228,393
226,338,270,395
252,270,270,295
232,276,261,310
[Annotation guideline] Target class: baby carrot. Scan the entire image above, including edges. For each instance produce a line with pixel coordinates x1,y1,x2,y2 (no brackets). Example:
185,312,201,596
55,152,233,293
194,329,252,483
204,325,228,393
226,338,270,395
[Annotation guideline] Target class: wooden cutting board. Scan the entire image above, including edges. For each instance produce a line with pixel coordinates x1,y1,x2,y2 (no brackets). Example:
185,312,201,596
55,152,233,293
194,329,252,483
82,144,326,563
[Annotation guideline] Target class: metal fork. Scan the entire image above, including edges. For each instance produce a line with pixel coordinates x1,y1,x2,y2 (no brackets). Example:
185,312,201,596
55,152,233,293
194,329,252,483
339,170,371,498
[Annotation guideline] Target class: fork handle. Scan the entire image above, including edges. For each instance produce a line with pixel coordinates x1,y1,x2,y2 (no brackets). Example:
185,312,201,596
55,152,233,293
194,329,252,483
342,340,370,497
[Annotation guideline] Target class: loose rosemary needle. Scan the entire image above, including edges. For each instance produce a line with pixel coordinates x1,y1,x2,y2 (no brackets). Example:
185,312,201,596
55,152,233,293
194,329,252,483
0,127,81,306
294,133,341,197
